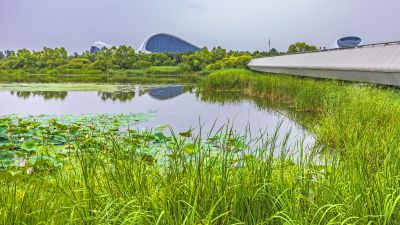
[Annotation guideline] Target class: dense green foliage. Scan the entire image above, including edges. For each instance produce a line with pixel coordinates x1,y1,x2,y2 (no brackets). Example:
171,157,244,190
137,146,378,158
0,67,200,84
287,42,318,53
0,46,279,75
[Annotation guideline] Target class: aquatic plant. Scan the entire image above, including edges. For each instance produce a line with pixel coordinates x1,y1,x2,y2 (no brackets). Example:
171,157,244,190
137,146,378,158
200,69,400,224
0,112,323,224
2,69,400,224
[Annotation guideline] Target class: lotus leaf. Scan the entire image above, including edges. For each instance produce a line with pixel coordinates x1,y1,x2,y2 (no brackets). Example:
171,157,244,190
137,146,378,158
183,143,198,156
179,129,193,138
20,141,40,152
0,151,14,170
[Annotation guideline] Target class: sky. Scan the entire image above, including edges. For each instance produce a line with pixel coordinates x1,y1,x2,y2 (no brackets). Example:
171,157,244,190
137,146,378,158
1,0,399,53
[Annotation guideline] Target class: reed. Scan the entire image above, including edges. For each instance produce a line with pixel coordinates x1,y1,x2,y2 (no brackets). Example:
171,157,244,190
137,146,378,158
200,68,400,224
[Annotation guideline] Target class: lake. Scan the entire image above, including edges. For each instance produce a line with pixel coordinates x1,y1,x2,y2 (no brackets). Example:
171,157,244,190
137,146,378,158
0,84,315,151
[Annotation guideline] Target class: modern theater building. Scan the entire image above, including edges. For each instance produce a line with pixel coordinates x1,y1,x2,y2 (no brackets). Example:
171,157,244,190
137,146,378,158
90,42,112,54
90,33,200,54
138,33,200,53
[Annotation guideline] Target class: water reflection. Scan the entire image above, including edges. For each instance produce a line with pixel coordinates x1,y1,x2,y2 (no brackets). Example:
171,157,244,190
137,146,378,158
98,91,136,102
149,86,183,100
10,91,68,100
197,91,318,128
9,85,195,102
0,84,316,153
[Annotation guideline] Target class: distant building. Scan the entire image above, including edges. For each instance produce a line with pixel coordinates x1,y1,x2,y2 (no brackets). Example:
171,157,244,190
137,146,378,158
138,33,200,53
4,50,15,58
90,42,112,54
337,36,362,48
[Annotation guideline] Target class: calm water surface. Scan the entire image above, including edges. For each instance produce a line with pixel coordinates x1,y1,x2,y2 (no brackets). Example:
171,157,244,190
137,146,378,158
1,84,315,150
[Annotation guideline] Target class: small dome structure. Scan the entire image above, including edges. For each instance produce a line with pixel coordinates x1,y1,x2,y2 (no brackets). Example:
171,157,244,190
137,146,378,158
90,42,112,54
337,36,362,48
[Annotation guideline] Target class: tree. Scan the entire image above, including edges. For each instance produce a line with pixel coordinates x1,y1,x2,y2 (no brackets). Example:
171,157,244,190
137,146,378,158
287,42,318,54
14,49,38,69
93,48,113,71
206,54,252,70
111,45,136,69
269,48,279,56
38,47,68,68
61,58,91,69
4,50,15,59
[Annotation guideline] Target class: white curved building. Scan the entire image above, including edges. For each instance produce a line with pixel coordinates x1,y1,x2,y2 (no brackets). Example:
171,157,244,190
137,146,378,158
248,42,400,86
90,42,112,54
138,33,200,53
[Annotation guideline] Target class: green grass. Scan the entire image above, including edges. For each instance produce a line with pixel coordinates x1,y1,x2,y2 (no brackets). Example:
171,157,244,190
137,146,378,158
0,114,315,224
200,68,400,224
201,69,400,153
0,66,182,76
0,73,201,84
2,68,400,224
107,66,183,76
0,66,200,84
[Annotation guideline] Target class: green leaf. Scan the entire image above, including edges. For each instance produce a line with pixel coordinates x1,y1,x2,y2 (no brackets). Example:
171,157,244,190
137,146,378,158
179,129,193,138
183,143,198,156
51,135,67,145
0,143,14,150
20,141,39,152
28,155,63,169
0,127,6,134
0,151,14,161
154,132,168,143
0,151,14,170
0,134,9,144
0,120,9,128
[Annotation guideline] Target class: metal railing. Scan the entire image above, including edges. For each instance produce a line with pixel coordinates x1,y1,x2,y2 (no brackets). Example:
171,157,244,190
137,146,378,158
257,41,400,59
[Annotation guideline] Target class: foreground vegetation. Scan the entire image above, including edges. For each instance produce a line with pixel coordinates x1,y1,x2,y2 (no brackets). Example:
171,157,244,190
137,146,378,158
0,113,314,224
2,67,400,224
201,69,400,223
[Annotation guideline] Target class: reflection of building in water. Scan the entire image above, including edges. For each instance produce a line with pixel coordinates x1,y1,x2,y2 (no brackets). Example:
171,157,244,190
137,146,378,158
149,86,183,100
97,91,135,102
11,91,68,100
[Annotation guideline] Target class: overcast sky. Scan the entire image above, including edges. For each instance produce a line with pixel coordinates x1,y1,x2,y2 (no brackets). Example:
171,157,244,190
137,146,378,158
1,0,399,53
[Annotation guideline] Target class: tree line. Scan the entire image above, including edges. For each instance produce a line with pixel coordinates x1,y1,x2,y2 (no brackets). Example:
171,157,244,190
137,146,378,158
0,42,316,74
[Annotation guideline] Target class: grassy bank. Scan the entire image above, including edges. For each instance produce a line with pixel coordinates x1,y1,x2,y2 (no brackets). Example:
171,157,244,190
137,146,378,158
0,66,201,84
200,69,400,223
0,73,201,84
0,66,184,76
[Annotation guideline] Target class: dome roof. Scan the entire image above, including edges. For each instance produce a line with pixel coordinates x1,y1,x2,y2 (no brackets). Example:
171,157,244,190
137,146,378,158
138,33,200,53
90,42,112,54
337,36,362,48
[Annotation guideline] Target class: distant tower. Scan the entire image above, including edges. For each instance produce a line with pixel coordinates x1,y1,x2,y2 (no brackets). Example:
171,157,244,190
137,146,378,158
268,39,271,51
